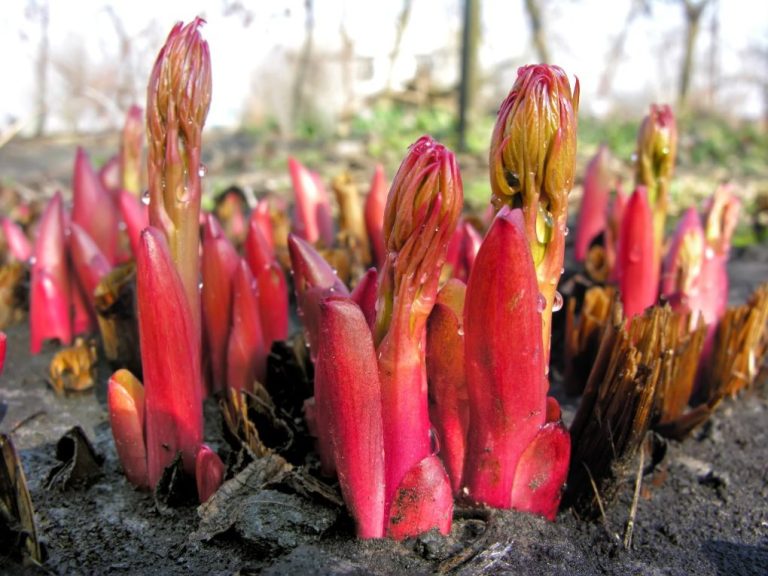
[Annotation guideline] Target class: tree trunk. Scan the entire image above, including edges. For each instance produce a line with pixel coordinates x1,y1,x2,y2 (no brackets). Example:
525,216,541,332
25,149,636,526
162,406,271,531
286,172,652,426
33,0,50,137
457,0,480,152
386,0,413,94
524,0,550,63
678,0,711,112
291,0,315,135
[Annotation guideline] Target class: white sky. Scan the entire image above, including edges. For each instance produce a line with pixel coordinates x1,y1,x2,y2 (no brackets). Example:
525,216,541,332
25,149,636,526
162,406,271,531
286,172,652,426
0,0,765,131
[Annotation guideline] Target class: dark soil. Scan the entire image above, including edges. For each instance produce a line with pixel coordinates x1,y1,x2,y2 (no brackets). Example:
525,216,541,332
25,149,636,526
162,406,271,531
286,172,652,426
0,134,767,575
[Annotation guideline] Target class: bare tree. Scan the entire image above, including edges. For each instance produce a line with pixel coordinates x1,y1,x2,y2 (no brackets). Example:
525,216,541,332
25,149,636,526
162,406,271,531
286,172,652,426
524,0,550,63
678,0,712,111
25,0,50,136
598,0,651,99
705,0,720,108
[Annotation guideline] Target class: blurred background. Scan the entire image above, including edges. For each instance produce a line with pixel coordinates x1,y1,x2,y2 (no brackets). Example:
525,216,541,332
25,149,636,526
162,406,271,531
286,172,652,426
0,0,767,223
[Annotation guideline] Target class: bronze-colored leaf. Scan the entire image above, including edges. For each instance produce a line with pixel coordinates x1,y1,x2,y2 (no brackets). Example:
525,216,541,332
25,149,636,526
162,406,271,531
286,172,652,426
48,337,98,395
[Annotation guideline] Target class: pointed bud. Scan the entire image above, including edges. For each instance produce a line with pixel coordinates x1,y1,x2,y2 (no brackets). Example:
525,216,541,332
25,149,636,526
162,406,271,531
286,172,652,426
288,157,334,246
72,147,119,264
618,187,657,320
0,218,32,263
195,444,225,503
30,192,72,354
117,189,149,258
69,223,113,302
364,164,388,269
227,260,267,392
660,207,705,317
426,279,468,494
201,214,240,394
108,369,149,489
574,144,612,261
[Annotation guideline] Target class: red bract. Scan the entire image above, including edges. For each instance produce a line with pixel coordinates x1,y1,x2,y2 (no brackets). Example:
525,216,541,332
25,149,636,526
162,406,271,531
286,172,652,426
107,369,149,489
227,260,267,392
0,217,32,262
387,454,453,539
288,157,334,247
350,268,378,330
574,144,612,261
195,444,225,503
660,207,705,318
374,136,461,526
364,164,387,269
30,192,72,354
137,227,203,486
0,332,6,375
288,234,349,475
463,206,569,518
426,279,468,494
288,233,349,356
117,190,149,258
72,147,119,264
250,200,275,253
201,214,240,394
245,215,289,346
69,223,113,302
617,187,657,320
314,296,385,538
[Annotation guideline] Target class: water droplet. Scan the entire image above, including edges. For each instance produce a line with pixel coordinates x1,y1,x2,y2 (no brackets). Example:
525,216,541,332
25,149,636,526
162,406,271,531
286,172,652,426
419,272,429,284
457,326,464,337
705,247,715,260
563,226,569,237
198,282,204,290
118,221,127,232
28,256,37,266
536,293,546,313
552,291,563,312
535,205,554,245
660,146,670,156
198,164,208,178
504,169,521,192
141,190,151,205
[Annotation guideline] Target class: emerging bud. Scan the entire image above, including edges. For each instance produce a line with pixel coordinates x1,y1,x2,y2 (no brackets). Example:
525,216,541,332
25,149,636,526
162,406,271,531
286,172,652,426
227,259,267,392
617,187,657,320
72,147,120,265
660,207,705,319
374,135,461,521
288,157,334,247
0,218,32,263
107,369,149,489
117,190,149,258
634,104,677,270
488,65,579,358
146,17,211,335
364,164,388,269
195,444,225,503
201,214,240,394
30,192,72,354
574,144,612,261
